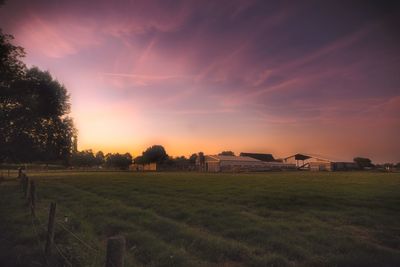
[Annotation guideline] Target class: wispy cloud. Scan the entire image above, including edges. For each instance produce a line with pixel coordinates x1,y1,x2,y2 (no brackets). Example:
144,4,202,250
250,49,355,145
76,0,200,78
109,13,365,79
1,0,399,161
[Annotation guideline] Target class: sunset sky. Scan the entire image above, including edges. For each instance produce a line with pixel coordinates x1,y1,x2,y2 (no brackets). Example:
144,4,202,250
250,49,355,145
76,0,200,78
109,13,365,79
1,0,399,162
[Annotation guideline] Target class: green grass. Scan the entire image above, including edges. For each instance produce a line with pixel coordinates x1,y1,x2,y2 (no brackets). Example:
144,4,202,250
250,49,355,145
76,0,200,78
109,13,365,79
1,171,399,266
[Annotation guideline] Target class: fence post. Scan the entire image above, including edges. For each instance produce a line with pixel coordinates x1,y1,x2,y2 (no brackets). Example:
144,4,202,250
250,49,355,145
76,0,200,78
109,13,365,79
106,236,125,267
20,171,24,189
45,202,57,257
22,174,29,198
29,180,36,217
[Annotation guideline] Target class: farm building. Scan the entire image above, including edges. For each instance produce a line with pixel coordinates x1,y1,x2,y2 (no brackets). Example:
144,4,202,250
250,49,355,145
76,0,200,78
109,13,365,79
204,155,296,172
283,153,358,171
204,155,265,172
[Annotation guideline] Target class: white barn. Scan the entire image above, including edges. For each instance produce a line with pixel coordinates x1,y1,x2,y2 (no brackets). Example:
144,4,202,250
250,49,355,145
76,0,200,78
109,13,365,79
204,155,296,172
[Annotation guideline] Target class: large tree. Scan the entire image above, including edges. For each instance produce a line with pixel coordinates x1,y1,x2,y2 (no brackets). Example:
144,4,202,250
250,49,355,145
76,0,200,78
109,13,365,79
0,30,75,163
353,157,373,169
134,145,168,164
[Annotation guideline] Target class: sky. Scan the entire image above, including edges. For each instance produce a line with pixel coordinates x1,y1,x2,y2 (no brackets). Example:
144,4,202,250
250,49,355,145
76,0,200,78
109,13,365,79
1,0,399,162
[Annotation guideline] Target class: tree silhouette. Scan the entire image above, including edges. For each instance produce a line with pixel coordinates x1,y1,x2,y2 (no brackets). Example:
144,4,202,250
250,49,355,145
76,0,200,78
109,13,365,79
133,145,168,164
189,153,198,164
0,30,75,163
353,157,373,168
219,151,235,156
105,153,132,169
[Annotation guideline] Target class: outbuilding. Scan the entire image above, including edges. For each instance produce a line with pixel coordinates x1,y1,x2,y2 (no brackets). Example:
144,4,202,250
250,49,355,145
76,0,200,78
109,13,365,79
283,153,358,171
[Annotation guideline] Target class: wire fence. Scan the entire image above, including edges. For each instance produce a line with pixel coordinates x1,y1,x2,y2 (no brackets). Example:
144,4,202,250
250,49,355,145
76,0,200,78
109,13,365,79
14,171,126,267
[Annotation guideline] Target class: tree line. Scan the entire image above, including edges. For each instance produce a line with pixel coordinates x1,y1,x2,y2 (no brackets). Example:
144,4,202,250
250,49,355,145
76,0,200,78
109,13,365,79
69,145,201,170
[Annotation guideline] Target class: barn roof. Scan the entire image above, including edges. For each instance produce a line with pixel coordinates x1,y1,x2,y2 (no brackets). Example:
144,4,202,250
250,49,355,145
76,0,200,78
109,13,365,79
240,152,275,162
206,155,262,162
283,153,343,162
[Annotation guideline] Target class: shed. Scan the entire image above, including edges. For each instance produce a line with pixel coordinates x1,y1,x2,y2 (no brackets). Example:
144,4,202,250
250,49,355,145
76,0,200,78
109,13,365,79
130,162,157,171
283,153,358,171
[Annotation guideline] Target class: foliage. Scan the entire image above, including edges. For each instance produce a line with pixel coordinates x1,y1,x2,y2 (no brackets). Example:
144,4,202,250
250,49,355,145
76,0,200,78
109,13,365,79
198,152,205,164
189,153,197,164
135,145,168,164
95,151,105,166
0,30,75,163
166,156,190,168
0,29,25,85
219,151,235,156
105,153,132,169
70,150,131,169
353,157,373,168
70,150,97,167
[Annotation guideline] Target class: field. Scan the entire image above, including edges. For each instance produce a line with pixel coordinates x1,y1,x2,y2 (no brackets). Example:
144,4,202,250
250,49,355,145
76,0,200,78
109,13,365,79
1,171,400,267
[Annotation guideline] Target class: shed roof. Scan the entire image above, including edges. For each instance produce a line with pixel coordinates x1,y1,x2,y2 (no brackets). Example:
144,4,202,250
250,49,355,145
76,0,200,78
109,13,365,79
206,155,262,162
283,153,344,162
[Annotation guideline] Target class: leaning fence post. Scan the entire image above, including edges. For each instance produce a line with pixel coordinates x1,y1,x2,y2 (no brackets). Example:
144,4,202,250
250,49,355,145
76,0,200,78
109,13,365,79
29,180,36,217
45,202,57,257
106,236,125,267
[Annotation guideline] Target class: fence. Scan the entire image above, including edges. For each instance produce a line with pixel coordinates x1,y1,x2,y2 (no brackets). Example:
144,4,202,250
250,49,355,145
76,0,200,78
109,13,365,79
17,171,126,267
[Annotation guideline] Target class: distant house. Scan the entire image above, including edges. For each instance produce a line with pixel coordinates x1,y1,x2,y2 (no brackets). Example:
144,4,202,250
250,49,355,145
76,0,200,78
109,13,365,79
283,153,358,171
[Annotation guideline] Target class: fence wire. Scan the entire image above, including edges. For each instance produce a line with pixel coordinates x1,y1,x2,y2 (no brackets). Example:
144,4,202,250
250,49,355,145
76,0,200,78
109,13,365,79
21,175,103,267
56,220,99,252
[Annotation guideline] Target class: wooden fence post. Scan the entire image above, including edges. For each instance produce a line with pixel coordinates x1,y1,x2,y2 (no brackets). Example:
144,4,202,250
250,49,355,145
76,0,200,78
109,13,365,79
22,174,29,198
45,202,57,257
20,172,24,189
106,236,125,267
29,180,36,217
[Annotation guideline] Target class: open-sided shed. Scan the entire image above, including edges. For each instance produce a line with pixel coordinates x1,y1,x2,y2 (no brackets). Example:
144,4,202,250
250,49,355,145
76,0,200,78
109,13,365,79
283,153,358,171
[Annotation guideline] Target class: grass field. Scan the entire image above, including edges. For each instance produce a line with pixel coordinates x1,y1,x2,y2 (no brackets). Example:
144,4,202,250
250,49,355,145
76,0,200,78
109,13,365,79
1,171,399,267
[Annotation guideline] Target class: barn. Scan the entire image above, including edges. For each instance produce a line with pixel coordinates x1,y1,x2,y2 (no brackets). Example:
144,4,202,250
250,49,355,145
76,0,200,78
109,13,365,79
204,154,296,172
204,155,265,172
283,153,358,171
